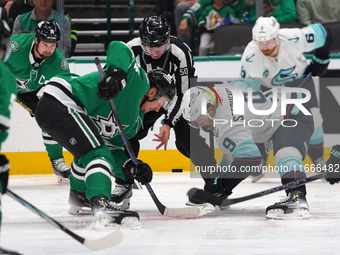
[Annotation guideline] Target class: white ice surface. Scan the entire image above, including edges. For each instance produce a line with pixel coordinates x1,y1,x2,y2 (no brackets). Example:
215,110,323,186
1,173,340,255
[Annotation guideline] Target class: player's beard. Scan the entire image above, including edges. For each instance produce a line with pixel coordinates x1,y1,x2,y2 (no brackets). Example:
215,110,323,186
35,44,52,60
261,43,279,57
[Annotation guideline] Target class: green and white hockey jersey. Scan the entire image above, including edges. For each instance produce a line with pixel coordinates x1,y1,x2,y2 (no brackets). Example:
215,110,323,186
182,0,214,27
181,0,249,27
0,61,17,149
6,33,70,94
39,41,150,148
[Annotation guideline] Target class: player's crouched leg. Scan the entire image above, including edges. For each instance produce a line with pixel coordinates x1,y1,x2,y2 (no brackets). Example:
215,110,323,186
35,95,140,228
78,147,140,229
266,147,310,219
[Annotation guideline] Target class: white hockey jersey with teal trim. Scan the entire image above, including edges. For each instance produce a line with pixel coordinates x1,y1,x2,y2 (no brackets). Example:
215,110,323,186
240,24,328,89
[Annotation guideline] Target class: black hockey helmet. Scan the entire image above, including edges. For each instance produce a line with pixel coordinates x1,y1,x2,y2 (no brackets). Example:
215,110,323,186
147,69,176,108
35,21,61,43
139,15,171,48
0,20,12,62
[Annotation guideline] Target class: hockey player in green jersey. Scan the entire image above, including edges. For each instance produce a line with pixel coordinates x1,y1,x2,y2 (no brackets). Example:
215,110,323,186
0,20,22,255
178,0,249,40
5,21,71,184
34,41,176,228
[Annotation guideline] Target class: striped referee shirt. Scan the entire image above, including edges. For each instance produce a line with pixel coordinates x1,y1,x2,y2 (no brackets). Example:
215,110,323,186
127,36,197,127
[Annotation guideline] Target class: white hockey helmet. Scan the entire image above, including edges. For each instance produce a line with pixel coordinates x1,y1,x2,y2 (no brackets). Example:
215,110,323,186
252,16,280,42
182,86,218,129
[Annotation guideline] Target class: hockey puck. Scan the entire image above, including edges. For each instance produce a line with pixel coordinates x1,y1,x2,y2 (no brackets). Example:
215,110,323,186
172,169,183,173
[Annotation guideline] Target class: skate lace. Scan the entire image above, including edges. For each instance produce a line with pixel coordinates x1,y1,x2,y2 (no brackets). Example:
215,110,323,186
279,191,303,204
112,185,130,196
279,195,291,203
107,200,125,211
279,192,295,203
52,158,70,172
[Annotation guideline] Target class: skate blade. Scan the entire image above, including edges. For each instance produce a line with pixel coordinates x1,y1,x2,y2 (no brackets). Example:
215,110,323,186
68,205,91,215
92,215,141,231
266,208,311,219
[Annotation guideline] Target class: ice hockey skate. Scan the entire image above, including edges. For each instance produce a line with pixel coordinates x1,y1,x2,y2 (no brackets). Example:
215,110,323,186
311,157,327,169
111,184,133,210
68,189,91,215
51,158,71,184
186,190,225,212
91,196,140,230
311,157,327,182
0,246,22,255
266,190,311,219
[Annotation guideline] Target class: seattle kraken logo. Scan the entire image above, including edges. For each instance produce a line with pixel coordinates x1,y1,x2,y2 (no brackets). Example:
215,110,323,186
272,67,298,86
91,112,128,139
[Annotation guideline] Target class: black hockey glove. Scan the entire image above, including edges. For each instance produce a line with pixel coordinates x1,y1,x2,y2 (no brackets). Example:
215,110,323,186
325,145,340,185
304,56,330,77
0,154,10,194
204,176,227,196
97,68,127,100
122,158,153,185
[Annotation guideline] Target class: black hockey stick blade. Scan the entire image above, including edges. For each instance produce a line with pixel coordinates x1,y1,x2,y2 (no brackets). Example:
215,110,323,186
7,189,122,250
188,172,326,207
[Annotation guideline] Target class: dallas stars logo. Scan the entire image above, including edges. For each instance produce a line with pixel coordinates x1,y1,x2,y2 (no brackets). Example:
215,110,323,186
10,41,19,52
91,112,128,139
60,58,69,71
16,78,34,92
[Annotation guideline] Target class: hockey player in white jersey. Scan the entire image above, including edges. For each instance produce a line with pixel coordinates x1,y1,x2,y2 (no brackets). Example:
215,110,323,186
240,16,332,171
182,81,314,219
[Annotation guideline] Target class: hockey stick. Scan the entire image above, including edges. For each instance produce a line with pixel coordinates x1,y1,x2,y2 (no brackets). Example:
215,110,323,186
298,72,312,88
95,58,207,218
187,172,326,207
15,98,34,116
6,189,122,250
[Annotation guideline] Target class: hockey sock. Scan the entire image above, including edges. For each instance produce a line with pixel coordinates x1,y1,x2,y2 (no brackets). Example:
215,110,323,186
308,126,324,159
84,159,112,201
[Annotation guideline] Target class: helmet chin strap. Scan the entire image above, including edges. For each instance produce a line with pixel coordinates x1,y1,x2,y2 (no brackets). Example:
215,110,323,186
35,41,44,59
140,96,149,107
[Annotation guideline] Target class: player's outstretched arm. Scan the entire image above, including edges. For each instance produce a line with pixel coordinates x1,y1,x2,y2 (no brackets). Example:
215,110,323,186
304,24,332,77
153,124,171,150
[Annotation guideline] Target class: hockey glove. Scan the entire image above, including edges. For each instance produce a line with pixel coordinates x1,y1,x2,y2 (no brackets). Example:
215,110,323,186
325,145,340,185
122,158,153,185
304,56,330,77
0,154,10,194
97,68,127,100
204,176,228,196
